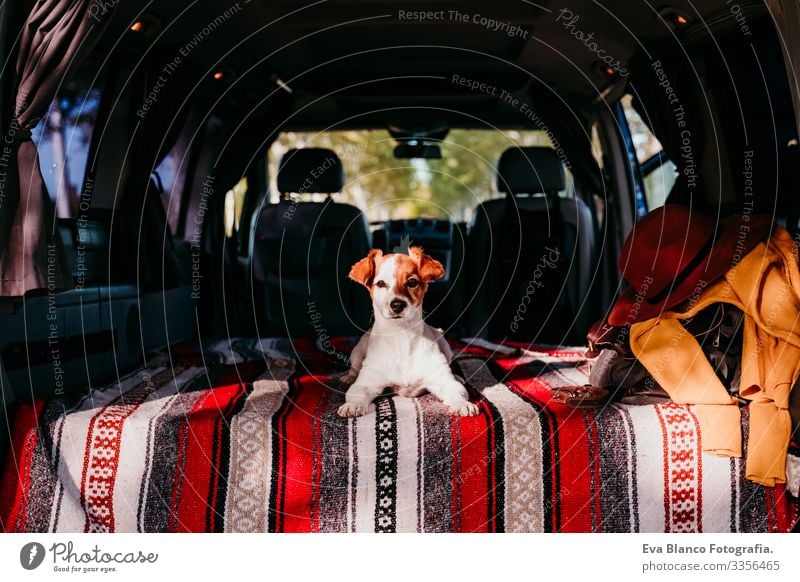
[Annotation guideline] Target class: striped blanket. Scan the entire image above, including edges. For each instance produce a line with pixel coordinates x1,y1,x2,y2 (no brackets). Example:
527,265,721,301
1,337,797,532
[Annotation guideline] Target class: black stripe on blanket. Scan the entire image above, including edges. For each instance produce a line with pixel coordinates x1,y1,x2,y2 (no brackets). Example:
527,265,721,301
736,410,768,532
318,387,350,532
139,390,204,532
374,396,398,533
418,394,453,532
595,406,635,532
26,400,69,531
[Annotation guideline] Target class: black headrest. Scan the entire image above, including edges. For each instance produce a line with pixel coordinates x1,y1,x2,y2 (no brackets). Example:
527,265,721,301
277,148,345,194
497,147,565,195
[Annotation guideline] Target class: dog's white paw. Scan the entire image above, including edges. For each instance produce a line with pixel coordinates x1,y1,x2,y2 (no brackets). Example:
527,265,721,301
450,401,480,417
338,402,370,417
337,369,359,385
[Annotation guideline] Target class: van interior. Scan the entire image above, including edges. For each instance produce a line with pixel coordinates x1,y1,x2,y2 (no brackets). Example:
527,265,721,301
0,0,799,532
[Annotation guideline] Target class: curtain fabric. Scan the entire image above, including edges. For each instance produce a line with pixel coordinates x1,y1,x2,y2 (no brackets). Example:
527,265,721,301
109,63,188,292
0,0,115,297
629,49,705,206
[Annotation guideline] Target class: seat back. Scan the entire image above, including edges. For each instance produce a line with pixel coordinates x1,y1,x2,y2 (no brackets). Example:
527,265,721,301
466,147,595,343
253,148,371,336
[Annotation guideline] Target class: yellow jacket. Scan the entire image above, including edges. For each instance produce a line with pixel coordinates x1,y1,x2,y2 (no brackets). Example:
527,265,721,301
630,226,800,486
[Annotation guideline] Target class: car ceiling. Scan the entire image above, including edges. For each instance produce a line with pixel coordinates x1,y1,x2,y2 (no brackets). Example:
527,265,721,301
101,0,767,130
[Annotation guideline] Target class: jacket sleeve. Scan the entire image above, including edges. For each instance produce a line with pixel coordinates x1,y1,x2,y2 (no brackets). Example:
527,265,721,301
630,317,742,458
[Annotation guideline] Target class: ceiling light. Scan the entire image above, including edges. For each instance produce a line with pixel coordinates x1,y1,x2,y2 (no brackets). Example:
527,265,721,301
658,7,691,30
592,61,620,81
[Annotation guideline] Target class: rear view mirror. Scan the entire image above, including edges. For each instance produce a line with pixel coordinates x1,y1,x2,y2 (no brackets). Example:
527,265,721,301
393,143,441,159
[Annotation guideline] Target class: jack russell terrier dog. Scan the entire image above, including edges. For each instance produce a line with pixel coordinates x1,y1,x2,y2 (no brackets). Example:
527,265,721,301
337,246,479,418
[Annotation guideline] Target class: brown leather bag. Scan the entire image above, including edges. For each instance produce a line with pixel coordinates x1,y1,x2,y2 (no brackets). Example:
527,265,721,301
587,304,744,405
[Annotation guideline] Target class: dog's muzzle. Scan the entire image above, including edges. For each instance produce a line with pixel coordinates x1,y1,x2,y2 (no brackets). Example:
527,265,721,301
390,299,407,315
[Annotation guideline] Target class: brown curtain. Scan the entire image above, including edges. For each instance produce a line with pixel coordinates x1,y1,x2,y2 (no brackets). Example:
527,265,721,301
0,0,114,297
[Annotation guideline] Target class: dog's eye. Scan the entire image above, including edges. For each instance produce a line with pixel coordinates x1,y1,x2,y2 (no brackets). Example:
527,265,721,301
406,278,419,288
375,280,388,288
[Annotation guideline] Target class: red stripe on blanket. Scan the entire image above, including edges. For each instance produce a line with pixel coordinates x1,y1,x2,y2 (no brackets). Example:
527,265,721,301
275,377,324,532
544,400,593,533
588,413,603,531
764,485,796,532
685,406,704,531
451,417,461,531
309,379,326,533
769,485,795,532
656,403,702,533
172,384,246,532
80,380,157,533
0,400,46,532
501,341,587,362
451,404,492,532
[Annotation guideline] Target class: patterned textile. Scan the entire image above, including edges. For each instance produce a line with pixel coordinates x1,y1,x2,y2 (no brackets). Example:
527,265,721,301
1,337,797,532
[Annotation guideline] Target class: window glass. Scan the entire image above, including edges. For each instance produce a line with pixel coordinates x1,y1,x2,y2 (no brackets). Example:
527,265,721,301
643,162,678,211
155,142,188,234
620,94,678,211
590,122,604,170
31,82,102,218
268,129,570,223
224,177,248,238
153,112,203,234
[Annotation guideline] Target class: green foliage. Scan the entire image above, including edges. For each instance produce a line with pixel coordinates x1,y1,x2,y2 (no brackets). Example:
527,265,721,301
429,129,554,221
269,128,555,222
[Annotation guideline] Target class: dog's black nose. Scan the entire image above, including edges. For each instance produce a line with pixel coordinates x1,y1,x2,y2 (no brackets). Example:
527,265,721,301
390,299,407,314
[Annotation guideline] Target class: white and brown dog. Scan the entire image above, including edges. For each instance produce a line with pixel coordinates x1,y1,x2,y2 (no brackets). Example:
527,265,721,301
337,246,479,418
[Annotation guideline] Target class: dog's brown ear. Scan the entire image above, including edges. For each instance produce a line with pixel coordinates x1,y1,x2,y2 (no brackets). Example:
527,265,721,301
349,249,383,288
409,246,445,283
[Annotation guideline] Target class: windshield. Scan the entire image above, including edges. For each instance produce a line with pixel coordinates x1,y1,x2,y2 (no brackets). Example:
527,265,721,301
268,129,567,223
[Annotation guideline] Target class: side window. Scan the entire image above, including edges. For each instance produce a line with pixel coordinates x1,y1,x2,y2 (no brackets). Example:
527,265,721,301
590,121,606,227
31,75,102,219
224,177,248,239
620,94,678,211
154,114,198,235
